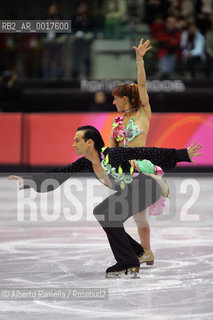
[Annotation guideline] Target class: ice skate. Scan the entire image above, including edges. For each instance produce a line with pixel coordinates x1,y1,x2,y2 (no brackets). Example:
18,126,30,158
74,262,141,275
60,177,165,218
138,249,154,265
105,262,140,278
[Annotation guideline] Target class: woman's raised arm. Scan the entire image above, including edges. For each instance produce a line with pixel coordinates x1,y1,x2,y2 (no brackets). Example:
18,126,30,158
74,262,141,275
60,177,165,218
133,38,152,119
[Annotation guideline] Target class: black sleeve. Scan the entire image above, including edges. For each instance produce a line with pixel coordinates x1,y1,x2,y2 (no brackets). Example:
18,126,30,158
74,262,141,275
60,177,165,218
176,149,191,162
23,157,90,192
108,147,191,169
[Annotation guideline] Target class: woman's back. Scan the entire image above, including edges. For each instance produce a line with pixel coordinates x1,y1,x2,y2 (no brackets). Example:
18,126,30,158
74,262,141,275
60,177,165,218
112,108,150,148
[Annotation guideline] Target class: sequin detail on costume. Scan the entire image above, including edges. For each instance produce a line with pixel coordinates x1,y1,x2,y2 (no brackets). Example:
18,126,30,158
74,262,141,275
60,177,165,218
112,116,145,146
101,147,139,190
125,118,145,143
111,115,125,143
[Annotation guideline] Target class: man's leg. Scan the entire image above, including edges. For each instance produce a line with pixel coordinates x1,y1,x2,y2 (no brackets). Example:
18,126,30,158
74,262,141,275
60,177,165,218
93,193,141,265
93,175,161,266
104,227,141,266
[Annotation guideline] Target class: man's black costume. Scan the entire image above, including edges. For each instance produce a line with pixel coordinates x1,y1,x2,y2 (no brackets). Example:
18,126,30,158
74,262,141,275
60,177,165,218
25,146,191,275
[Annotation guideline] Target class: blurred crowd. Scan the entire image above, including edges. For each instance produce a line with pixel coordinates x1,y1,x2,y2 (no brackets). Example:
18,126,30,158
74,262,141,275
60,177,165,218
0,0,213,80
148,0,213,78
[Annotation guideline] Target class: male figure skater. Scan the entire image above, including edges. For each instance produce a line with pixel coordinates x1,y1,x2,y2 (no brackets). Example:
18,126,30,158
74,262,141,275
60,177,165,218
9,126,202,277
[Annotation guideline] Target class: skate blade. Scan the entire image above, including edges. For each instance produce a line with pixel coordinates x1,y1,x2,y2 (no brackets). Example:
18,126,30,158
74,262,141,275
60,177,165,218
105,269,126,279
106,267,140,279
126,267,140,278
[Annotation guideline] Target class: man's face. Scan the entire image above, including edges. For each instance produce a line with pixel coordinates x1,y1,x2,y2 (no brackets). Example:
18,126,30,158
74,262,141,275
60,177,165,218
73,130,90,156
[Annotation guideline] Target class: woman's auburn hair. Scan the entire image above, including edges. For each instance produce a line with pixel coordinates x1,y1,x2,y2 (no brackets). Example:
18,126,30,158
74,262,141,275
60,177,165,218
112,84,141,110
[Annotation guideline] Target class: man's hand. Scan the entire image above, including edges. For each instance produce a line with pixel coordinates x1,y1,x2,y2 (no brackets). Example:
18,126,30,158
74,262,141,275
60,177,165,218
187,142,203,164
8,175,24,189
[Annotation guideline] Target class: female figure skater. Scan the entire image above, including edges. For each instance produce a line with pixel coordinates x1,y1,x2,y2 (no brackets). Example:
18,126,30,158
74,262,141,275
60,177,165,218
110,39,160,265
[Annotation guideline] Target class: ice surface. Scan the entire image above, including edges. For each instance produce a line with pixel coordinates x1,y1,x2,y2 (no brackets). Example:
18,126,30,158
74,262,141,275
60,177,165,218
0,175,213,320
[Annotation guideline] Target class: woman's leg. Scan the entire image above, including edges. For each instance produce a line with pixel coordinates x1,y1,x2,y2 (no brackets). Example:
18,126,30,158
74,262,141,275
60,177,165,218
133,209,155,265
133,209,150,249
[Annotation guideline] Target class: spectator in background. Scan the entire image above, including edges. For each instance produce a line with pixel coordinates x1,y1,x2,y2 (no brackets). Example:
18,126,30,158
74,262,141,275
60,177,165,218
93,91,108,110
177,17,188,32
4,35,18,72
145,0,164,25
89,1,105,35
87,91,109,111
167,3,181,20
180,22,205,78
0,34,6,75
151,16,181,79
180,0,195,23
196,0,213,34
205,17,213,78
43,3,66,78
103,0,127,39
20,32,42,78
71,2,94,79
150,15,165,39
0,71,21,112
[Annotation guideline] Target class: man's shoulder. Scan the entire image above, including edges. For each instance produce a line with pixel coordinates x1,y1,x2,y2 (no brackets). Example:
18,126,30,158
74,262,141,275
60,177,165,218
67,156,91,171
72,156,90,165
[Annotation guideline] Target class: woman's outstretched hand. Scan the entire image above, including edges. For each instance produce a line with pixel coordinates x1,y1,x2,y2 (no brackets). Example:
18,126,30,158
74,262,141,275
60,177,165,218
187,142,203,164
133,39,152,58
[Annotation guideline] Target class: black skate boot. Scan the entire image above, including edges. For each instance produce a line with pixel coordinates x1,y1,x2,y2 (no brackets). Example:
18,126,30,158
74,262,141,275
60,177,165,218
105,262,140,278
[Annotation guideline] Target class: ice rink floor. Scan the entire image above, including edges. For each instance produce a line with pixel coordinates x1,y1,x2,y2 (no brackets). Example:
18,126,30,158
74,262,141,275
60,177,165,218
0,175,213,320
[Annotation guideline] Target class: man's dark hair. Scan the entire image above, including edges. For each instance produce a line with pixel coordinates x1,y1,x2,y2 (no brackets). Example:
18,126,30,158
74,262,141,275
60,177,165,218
77,126,105,151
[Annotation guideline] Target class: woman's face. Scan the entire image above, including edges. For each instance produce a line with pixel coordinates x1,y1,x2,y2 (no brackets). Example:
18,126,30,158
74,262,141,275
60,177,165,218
113,95,128,112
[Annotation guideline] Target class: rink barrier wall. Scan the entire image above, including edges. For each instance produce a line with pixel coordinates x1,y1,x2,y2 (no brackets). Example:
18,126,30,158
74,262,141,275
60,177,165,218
0,112,212,167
